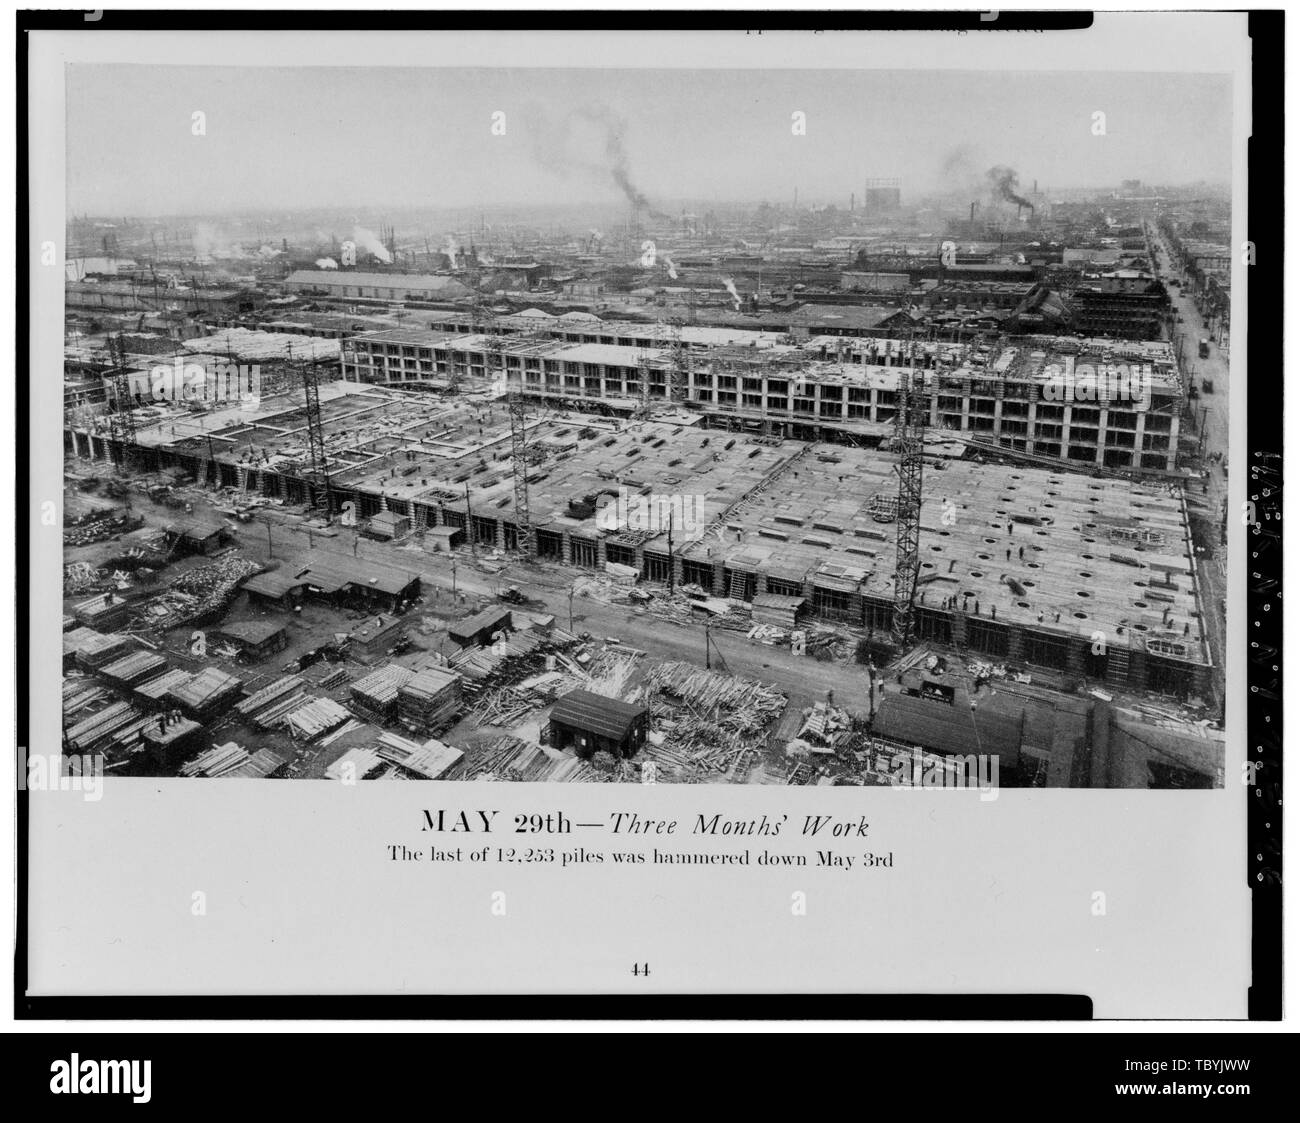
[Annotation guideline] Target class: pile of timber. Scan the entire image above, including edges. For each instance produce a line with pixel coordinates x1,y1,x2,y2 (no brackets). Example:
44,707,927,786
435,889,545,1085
99,650,168,688
166,667,244,720
63,676,112,720
65,628,133,671
235,675,305,722
148,555,262,630
350,664,416,723
284,697,351,741
375,731,464,780
221,749,288,779
469,736,601,783
644,662,787,729
134,669,195,710
397,667,463,734
180,742,252,778
447,627,581,696
64,700,153,755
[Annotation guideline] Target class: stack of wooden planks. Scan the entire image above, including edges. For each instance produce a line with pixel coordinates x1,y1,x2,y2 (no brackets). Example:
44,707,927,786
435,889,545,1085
397,667,462,733
350,664,417,722
180,742,251,777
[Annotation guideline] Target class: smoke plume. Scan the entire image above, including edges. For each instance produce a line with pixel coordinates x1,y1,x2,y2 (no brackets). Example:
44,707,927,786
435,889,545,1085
315,257,339,269
986,165,1032,209
351,225,393,264
522,103,669,219
722,276,741,311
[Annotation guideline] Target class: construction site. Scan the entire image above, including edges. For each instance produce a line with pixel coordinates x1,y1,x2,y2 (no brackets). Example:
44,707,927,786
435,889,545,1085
61,315,1224,789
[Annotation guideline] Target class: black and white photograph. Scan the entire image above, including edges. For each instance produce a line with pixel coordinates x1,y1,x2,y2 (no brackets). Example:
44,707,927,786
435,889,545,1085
15,8,1281,1036
55,64,1234,790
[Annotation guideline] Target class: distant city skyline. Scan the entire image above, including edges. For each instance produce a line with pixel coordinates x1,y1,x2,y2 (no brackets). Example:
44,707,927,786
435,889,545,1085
67,65,1234,217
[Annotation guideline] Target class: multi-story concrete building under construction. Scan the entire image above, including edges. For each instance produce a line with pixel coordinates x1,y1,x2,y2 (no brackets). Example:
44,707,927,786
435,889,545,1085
339,327,1184,473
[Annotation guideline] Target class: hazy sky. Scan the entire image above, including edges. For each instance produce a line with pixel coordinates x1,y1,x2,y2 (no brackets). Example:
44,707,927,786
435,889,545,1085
66,65,1234,216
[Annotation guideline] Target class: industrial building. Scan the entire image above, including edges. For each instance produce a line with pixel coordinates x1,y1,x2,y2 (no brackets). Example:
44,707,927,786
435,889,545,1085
64,376,1211,700
337,328,1184,472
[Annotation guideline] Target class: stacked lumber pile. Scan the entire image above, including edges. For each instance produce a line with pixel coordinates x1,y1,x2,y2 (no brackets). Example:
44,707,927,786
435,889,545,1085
284,697,351,741
166,667,244,720
99,650,168,688
65,628,133,671
63,676,112,720
397,667,462,733
235,675,305,721
375,731,464,779
180,742,252,777
324,746,386,781
64,700,152,755
448,630,549,693
350,664,417,722
221,749,288,779
134,669,195,710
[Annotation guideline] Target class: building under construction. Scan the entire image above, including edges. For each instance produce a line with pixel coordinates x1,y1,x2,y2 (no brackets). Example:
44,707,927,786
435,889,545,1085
65,377,1213,700
339,327,1185,473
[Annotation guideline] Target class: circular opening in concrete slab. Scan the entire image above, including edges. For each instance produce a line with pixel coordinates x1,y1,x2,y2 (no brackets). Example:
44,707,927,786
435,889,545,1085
978,553,991,561
1084,537,1095,543
1077,590,1092,598
1074,612,1088,620
922,562,934,569
1080,571,1093,578
1023,580,1036,588
1017,601,1030,609
984,537,997,544
930,545,943,552
1027,562,1041,569
1134,601,1148,608
1081,553,1094,560
1035,530,1048,536
1133,624,1148,632
970,571,984,579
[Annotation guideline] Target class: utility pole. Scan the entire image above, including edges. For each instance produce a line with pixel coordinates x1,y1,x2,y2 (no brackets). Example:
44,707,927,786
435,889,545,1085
705,620,712,670
568,585,575,632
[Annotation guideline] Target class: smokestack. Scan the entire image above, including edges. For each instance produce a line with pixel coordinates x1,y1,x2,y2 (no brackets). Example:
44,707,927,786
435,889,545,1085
970,201,977,222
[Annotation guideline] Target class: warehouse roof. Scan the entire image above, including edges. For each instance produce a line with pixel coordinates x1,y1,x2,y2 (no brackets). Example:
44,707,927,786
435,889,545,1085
286,270,472,293
213,619,288,645
448,606,514,642
549,689,647,742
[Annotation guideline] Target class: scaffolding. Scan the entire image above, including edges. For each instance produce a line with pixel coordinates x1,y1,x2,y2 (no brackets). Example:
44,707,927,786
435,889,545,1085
298,359,331,510
891,338,925,647
105,334,139,474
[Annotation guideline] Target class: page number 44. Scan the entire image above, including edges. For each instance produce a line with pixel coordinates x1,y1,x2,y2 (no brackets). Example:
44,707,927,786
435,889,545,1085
632,963,651,977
